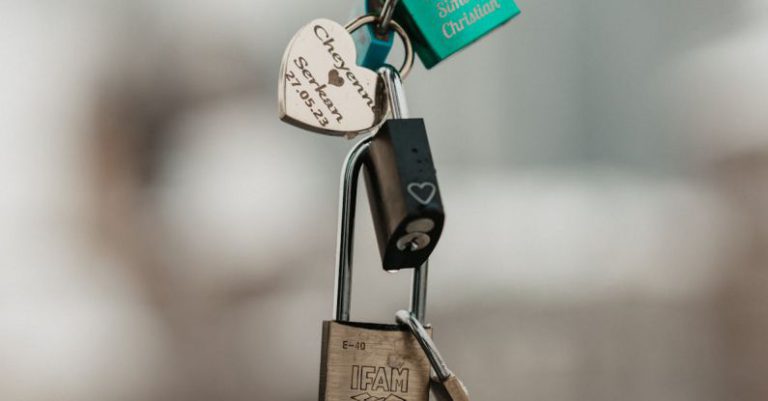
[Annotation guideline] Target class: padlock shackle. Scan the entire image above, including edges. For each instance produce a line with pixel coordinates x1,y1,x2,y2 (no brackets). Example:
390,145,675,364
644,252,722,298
333,66,427,323
396,310,452,381
332,136,429,323
379,65,409,119
333,136,371,322
411,260,428,322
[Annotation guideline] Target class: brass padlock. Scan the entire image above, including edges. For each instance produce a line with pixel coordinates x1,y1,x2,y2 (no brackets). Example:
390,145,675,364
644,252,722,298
319,318,432,401
319,71,433,399
319,203,432,401
319,246,432,401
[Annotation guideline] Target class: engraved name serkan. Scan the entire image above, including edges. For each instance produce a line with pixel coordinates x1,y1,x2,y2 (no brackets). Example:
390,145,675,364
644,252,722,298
435,0,504,39
350,366,410,393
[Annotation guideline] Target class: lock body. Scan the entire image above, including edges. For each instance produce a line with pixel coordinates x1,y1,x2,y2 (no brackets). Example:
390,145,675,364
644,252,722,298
395,0,521,68
319,321,432,401
364,118,445,271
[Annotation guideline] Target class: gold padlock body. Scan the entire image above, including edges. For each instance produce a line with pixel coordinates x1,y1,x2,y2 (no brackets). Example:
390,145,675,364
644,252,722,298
319,321,432,401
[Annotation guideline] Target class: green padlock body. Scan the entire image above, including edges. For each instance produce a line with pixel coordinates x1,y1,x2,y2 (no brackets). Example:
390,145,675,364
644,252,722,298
395,0,521,68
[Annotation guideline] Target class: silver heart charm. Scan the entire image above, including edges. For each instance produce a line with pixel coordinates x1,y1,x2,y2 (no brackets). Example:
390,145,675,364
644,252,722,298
279,19,383,137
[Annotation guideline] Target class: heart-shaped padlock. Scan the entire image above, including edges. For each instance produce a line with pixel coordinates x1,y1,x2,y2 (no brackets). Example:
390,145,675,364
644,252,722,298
279,16,413,138
279,18,382,137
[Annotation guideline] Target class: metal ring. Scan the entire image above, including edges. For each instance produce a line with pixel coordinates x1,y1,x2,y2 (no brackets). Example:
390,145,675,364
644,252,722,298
377,0,399,34
345,14,414,79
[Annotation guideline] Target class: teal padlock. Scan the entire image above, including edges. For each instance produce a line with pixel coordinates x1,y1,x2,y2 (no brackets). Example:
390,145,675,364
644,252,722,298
395,0,521,69
352,0,395,70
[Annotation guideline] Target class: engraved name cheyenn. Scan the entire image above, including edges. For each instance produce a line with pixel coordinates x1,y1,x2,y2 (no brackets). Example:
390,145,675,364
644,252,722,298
313,24,376,110
351,365,410,393
436,0,504,39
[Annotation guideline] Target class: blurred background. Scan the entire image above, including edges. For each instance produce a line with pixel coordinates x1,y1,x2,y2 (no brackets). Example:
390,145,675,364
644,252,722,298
1,0,767,400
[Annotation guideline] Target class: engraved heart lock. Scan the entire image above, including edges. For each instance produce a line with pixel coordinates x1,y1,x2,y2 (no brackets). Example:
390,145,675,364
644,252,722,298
279,16,414,138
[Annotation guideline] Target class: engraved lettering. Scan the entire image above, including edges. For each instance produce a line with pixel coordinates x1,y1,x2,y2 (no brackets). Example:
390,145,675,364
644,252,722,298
311,24,376,111
346,71,375,109
372,367,389,392
361,366,377,390
391,368,409,393
351,365,360,390
290,57,343,124
284,70,301,87
293,56,309,70
436,0,504,39
332,53,348,71
314,25,330,40
350,365,411,394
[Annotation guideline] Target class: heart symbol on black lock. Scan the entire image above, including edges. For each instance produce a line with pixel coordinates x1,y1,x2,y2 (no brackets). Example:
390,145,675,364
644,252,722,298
407,182,437,205
278,19,382,136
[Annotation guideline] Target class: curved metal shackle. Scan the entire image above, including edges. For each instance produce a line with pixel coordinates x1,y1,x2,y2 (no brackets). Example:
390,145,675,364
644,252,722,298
379,65,409,119
395,310,452,381
333,65,428,323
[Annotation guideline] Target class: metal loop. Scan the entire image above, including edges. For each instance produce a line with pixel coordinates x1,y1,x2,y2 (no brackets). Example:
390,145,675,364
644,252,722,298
377,0,399,34
396,310,451,380
345,14,414,80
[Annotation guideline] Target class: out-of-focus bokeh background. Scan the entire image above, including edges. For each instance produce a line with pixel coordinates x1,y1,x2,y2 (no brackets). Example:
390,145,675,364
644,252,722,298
2,1,768,400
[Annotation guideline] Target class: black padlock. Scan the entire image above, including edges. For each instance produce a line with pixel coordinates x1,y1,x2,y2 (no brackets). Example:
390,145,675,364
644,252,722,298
363,118,445,271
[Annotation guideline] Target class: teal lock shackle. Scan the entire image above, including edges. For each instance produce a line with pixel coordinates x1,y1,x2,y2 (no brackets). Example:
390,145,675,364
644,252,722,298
333,66,427,323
